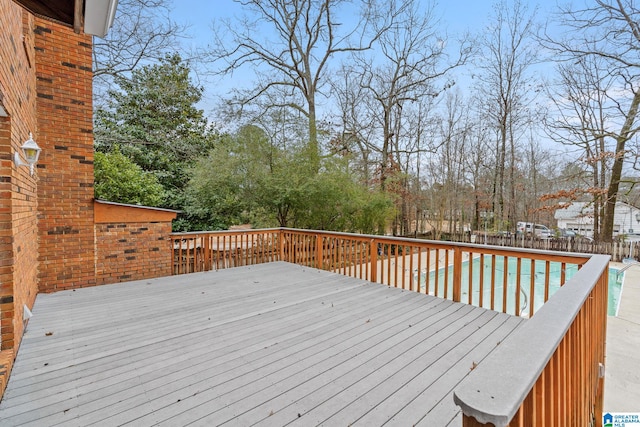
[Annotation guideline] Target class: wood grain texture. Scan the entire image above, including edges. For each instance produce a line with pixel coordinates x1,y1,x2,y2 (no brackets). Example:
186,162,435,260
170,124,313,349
0,262,524,427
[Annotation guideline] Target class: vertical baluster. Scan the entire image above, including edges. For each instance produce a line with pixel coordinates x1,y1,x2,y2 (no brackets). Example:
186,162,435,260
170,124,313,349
502,255,508,314
370,239,377,283
467,251,473,304
453,247,462,303
386,244,392,286
409,246,414,291
174,237,179,274
417,246,423,293
189,235,194,273
490,255,496,311
529,258,536,318
434,249,440,297
351,240,356,277
444,250,450,299
358,241,363,279
393,244,399,288
224,235,228,268
332,237,337,272
479,254,484,308
544,260,551,302
426,248,431,295
515,257,522,317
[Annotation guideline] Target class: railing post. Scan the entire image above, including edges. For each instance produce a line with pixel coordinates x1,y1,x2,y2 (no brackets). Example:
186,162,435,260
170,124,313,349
278,229,285,262
203,234,210,271
316,235,324,270
171,236,176,275
370,239,378,283
453,247,463,302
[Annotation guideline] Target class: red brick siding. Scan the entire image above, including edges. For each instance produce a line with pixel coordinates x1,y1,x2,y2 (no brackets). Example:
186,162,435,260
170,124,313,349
0,0,178,402
96,222,173,284
33,17,96,292
0,1,40,396
0,4,39,348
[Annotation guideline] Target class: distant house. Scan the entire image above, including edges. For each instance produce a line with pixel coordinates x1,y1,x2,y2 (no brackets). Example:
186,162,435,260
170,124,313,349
554,201,640,237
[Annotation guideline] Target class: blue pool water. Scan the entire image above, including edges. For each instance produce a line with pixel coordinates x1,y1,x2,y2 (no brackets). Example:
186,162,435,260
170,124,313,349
608,269,623,315
421,257,622,316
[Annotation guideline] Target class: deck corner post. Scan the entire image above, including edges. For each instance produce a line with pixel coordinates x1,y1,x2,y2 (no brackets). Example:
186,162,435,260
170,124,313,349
170,235,176,275
453,247,463,302
203,234,211,271
278,229,285,261
316,235,324,270
370,239,378,283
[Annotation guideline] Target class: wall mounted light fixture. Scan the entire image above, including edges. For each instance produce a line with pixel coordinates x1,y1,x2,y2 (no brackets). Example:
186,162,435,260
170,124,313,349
14,133,42,176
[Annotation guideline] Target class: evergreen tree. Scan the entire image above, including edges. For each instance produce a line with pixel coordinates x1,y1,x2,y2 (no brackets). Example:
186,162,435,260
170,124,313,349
94,53,216,211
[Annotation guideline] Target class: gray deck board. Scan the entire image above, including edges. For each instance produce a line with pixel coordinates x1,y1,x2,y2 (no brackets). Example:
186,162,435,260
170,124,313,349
0,261,524,426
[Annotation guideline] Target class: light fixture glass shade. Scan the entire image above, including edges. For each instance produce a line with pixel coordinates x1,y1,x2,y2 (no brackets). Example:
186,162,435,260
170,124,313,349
21,134,41,165
14,133,42,176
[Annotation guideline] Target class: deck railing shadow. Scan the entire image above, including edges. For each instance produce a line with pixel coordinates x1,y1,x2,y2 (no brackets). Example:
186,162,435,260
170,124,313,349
171,228,608,426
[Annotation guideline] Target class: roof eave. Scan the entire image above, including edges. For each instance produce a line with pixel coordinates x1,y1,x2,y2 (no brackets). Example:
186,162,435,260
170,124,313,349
83,0,118,37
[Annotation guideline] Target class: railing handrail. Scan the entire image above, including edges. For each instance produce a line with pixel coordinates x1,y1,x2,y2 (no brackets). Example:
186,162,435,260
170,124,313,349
453,253,609,426
171,227,593,264
171,228,282,237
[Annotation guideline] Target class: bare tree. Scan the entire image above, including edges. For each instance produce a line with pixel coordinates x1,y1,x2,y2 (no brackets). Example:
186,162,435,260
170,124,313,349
330,66,379,186
522,134,556,226
400,98,440,235
475,0,539,231
93,0,187,100
356,0,470,191
543,0,640,241
435,91,473,234
544,55,614,241
334,62,444,236
329,0,470,235
209,0,392,171
462,106,494,233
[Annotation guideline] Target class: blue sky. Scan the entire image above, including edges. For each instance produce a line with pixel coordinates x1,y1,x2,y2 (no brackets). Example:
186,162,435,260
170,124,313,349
170,0,563,42
169,0,564,121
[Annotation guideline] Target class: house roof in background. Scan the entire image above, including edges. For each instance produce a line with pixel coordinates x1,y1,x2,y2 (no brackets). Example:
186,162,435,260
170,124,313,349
555,202,590,220
555,201,638,220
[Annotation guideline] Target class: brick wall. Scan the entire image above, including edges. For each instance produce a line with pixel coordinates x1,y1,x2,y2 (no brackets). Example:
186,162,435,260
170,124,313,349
95,201,177,285
33,17,96,293
95,222,173,284
0,0,179,401
0,0,40,396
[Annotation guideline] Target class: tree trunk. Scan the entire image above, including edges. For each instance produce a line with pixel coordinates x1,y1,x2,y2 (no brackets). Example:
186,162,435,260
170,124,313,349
380,108,391,191
602,91,640,241
308,98,320,172
593,144,602,242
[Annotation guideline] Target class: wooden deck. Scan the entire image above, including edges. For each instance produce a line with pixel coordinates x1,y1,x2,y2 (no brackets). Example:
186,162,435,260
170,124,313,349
0,262,524,426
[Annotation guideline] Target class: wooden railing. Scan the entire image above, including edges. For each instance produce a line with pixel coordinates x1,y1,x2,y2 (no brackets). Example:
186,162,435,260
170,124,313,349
454,255,609,427
427,232,633,262
172,228,594,317
172,229,282,274
170,228,608,425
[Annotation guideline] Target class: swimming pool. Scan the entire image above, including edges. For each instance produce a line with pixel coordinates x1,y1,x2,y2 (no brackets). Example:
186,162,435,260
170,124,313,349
420,257,622,316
